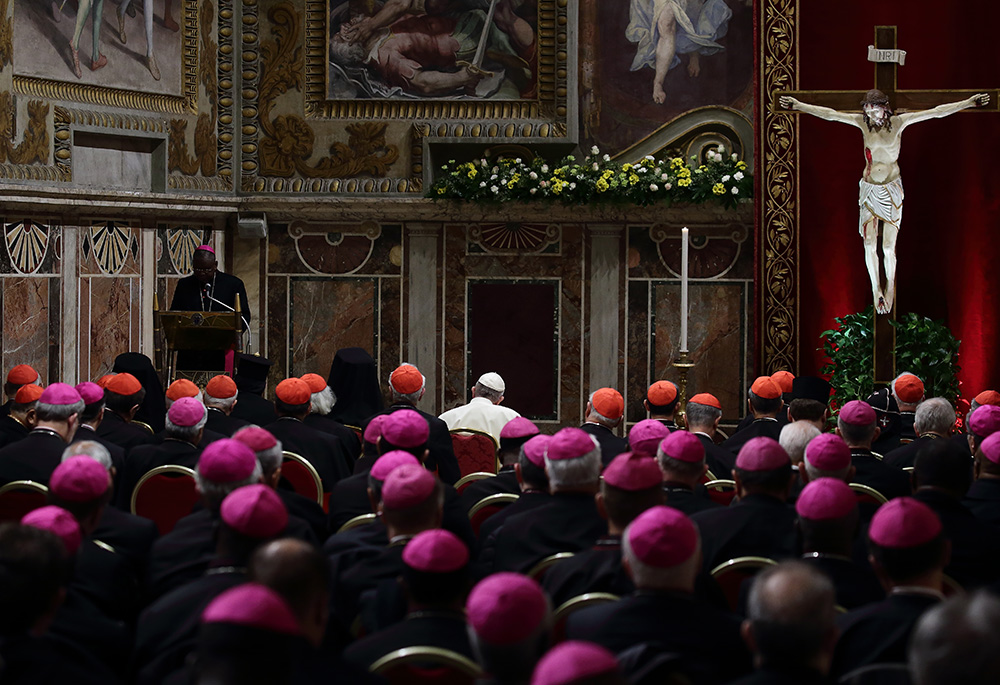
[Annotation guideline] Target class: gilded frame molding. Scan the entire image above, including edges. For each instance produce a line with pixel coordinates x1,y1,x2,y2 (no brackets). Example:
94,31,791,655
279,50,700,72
10,0,200,115
303,0,570,123
758,0,798,374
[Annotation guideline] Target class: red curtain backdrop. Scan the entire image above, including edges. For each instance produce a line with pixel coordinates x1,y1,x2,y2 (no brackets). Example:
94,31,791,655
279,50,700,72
793,1,1000,397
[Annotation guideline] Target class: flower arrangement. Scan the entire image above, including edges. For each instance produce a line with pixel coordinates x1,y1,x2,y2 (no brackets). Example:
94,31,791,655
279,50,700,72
428,146,752,208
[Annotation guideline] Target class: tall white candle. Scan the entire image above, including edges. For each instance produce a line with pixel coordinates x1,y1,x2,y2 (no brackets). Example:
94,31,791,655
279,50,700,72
680,227,689,353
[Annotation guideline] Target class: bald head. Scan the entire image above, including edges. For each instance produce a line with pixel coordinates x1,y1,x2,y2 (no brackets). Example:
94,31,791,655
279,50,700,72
249,539,329,647
744,561,837,671
911,591,1000,685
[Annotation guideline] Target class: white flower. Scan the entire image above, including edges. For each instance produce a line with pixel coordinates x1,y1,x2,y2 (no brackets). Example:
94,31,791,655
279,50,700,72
529,171,538,180
480,159,488,166
569,182,576,189
731,153,738,161
715,152,724,162
661,173,669,181
479,181,486,188
654,168,662,175
500,179,507,186
541,164,549,173
491,185,499,193
491,174,498,180
638,167,647,173
593,163,599,171
721,175,731,183
529,188,537,195
645,154,654,161
664,183,672,190
492,166,498,173
717,145,726,154
591,145,600,155
734,171,744,181
515,158,522,164
603,154,610,162
731,186,739,194
649,183,658,192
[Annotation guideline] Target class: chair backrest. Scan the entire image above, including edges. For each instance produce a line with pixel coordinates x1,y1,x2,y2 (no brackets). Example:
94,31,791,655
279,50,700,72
702,469,718,484
527,552,576,582
552,593,620,643
133,420,155,434
704,479,738,506
337,512,377,534
370,646,482,685
281,451,323,506
449,429,499,478
710,556,778,613
871,451,885,461
131,465,199,536
467,493,519,536
344,424,363,449
848,482,888,506
0,480,49,523
454,471,495,495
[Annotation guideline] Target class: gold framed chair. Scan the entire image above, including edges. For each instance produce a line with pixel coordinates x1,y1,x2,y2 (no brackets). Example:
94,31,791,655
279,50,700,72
133,420,155,434
704,479,738,506
337,513,377,534
710,556,778,613
552,592,620,642
130,465,199,535
449,428,500,477
0,480,49,523
370,646,482,684
281,451,324,506
848,482,888,506
454,471,495,494
527,552,576,581
467,492,519,536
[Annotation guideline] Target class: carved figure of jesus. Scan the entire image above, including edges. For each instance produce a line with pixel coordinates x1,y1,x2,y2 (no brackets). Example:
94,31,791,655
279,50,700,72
780,90,990,314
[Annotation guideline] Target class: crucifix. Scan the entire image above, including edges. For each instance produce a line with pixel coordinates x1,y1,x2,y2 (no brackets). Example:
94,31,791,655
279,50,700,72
776,26,997,382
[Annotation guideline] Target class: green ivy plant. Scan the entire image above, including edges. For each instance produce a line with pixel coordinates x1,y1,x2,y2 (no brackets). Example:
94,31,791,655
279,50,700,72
819,306,961,408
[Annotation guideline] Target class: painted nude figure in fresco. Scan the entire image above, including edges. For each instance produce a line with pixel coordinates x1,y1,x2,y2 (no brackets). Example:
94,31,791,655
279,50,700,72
626,0,733,104
781,90,990,314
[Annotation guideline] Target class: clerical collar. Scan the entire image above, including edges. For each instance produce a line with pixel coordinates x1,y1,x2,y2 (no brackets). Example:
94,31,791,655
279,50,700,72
891,586,945,601
31,427,63,440
691,431,713,439
276,416,302,423
388,534,416,547
406,609,464,621
802,552,853,563
754,417,779,423
206,565,247,576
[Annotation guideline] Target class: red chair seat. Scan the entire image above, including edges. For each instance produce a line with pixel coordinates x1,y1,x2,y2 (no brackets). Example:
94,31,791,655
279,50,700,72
0,484,48,523
450,430,498,478
131,467,199,536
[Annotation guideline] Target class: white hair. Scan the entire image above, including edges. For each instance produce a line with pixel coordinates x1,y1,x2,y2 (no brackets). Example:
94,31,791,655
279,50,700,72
544,435,601,491
803,459,851,482
165,406,208,441
621,524,701,591
587,391,617,427
205,393,237,412
195,461,263,502
892,372,922,405
390,362,425,404
310,387,336,416
62,440,113,471
915,398,956,435
256,442,284,476
36,400,85,422
780,421,821,465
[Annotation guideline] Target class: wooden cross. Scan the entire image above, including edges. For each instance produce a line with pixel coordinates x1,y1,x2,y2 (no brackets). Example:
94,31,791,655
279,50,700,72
777,26,999,384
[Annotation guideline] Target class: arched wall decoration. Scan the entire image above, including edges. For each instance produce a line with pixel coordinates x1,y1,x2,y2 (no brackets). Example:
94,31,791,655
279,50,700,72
287,220,382,275
88,223,136,275
650,224,748,280
4,220,49,275
468,224,561,255
167,228,207,275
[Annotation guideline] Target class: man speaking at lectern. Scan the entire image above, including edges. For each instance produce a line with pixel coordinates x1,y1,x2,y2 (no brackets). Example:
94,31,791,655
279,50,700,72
171,245,250,319
170,245,251,372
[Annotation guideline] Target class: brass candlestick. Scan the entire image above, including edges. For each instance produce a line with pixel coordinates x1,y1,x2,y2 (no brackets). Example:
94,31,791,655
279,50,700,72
672,350,695,428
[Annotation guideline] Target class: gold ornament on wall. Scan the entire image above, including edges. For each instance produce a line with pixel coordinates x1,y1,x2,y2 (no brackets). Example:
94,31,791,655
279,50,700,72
255,2,398,180
0,92,49,166
169,0,218,177
0,0,11,71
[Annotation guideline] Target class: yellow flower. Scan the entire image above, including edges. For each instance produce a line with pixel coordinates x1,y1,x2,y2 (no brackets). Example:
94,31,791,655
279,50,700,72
596,179,609,192
436,187,446,195
629,174,640,185
601,170,614,181
712,183,726,195
554,167,566,177
736,161,747,170
467,169,478,179
670,157,684,169
622,163,632,171
678,177,691,187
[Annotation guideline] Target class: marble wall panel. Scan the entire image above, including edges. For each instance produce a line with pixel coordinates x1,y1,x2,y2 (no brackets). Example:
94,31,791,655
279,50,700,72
82,277,143,381
289,278,377,377
1,278,54,384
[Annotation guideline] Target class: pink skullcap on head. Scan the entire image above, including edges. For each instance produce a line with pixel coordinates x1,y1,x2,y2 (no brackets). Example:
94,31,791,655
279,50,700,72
736,437,790,472
39,383,82,406
500,417,539,440
969,405,1000,438
626,505,698,568
22,506,82,556
220,484,288,538
168,396,206,427
894,374,924,404
975,390,1000,407
381,463,436,510
364,414,387,444
841,400,877,426
522,434,551,467
381,409,429,448
532,641,619,685
602,452,662,491
370,450,421,481
50,456,110,503
195,244,216,255
166,379,200,402
805,433,851,472
300,373,327,394
981,433,1000,465
74,382,104,405
546,427,597,462
402,529,469,573
592,388,624,420
869,497,942,549
232,426,278,452
467,572,548,645
658,430,705,464
202,583,300,635
796,478,857,521
7,364,39,385
198,438,258,483
14,384,43,404
628,419,670,457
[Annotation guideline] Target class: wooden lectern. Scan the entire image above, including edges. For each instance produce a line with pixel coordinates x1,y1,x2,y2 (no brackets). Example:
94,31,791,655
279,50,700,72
154,294,243,380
